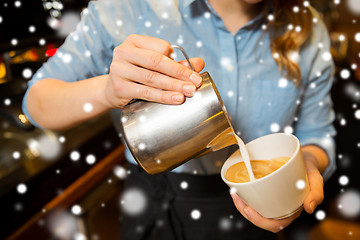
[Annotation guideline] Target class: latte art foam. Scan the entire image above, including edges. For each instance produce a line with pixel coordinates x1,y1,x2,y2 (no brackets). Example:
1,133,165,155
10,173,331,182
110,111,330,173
225,157,290,183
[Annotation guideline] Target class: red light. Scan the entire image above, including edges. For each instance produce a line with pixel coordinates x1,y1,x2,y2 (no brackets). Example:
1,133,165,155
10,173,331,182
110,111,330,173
45,48,58,57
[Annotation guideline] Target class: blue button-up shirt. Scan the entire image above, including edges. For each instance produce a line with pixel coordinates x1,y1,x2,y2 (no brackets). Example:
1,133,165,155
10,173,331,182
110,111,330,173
23,0,336,180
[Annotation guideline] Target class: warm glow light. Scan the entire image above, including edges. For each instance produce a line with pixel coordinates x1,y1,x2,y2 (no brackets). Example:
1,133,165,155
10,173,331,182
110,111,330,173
18,114,28,123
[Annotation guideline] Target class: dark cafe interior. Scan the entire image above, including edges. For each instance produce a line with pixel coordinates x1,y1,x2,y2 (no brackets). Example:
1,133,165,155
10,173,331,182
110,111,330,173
0,0,359,239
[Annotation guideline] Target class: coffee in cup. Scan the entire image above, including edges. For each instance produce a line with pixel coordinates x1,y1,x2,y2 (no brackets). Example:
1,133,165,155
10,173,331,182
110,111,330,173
225,157,290,183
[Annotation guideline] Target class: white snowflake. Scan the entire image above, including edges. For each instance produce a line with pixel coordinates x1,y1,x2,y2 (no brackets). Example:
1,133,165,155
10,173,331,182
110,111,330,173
340,118,346,126
315,210,326,221
73,232,87,240
267,14,274,21
337,190,360,218
322,51,332,61
278,78,288,88
121,116,128,123
70,151,80,161
284,126,294,134
339,175,349,186
4,98,11,106
162,12,169,19
334,0,341,5
71,205,82,215
120,188,147,216
139,115,146,122
354,109,360,119
339,34,345,41
17,183,27,194
22,68,33,79
180,181,188,189
28,134,62,160
196,41,202,48
289,51,299,62
72,34,79,41
116,19,123,26
82,8,89,15
39,38,46,46
14,1,21,8
11,38,18,46
29,25,36,33
191,209,201,220
293,6,300,13
144,21,151,28
270,123,280,132
177,37,184,45
138,143,146,150
113,165,127,179
59,136,66,143
12,151,21,159
83,102,93,113
84,50,91,57
227,91,234,98
340,69,350,79
204,12,211,19
86,154,96,165
219,217,232,231
296,179,306,190
62,53,72,63
355,32,360,42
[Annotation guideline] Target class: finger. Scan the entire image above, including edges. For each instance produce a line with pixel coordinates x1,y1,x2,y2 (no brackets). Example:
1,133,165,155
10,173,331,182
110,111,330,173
126,34,174,57
178,57,205,73
122,81,185,105
303,161,324,214
231,193,248,218
243,206,302,233
121,46,203,87
118,62,197,97
231,193,302,233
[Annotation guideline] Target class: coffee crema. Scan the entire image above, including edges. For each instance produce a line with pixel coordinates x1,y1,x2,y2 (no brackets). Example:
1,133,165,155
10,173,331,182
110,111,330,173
225,157,290,183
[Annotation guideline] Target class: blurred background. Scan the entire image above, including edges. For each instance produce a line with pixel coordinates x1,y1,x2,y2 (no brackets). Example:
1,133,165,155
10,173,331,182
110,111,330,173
0,0,359,239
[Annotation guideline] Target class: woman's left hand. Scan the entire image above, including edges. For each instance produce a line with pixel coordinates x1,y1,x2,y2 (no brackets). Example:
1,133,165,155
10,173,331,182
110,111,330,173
231,156,324,233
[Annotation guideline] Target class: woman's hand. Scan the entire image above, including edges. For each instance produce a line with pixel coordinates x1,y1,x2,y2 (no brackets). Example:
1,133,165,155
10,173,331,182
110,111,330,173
103,34,205,109
231,153,325,233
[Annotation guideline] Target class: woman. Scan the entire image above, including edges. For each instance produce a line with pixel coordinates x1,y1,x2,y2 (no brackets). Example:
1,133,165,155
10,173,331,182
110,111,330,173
23,0,336,239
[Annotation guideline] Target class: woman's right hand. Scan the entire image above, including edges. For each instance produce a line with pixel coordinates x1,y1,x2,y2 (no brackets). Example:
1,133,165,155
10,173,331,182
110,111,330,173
104,34,205,109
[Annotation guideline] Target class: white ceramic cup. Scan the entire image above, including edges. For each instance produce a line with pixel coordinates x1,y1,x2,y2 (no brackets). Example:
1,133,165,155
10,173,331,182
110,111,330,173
221,133,309,219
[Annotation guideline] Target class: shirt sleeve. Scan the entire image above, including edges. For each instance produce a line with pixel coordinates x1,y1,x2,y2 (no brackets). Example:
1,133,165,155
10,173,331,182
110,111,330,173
294,17,336,182
22,1,115,127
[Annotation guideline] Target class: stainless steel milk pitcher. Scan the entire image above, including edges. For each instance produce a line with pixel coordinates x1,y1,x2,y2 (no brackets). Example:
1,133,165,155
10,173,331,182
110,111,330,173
120,46,236,174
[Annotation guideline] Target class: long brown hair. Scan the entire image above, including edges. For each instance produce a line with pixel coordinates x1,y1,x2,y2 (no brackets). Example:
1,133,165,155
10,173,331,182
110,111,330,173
264,0,313,85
